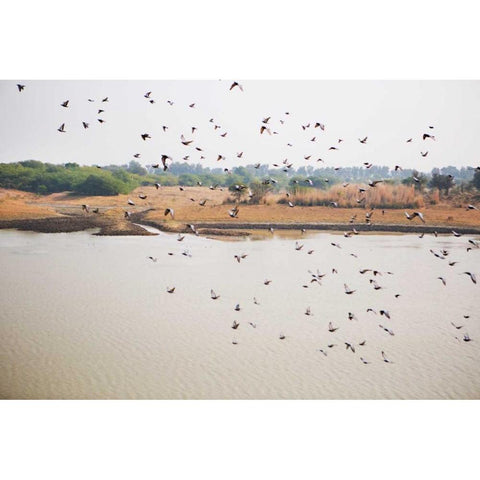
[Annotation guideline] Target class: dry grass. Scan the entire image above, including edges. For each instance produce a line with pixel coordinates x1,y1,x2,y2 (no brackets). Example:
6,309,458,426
0,189,59,219
279,184,424,209
1,186,479,228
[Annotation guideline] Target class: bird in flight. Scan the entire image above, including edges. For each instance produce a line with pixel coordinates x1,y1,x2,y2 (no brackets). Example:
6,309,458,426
210,289,220,300
461,272,477,284
230,81,243,91
381,351,392,363
328,322,338,332
359,136,368,144
405,211,425,223
181,134,193,146
17,84,25,92
57,123,66,133
161,155,171,171
61,100,69,108
164,208,174,219
82,122,89,129
141,133,151,141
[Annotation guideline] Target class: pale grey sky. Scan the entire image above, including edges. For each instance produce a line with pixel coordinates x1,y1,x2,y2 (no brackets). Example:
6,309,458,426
1,80,479,172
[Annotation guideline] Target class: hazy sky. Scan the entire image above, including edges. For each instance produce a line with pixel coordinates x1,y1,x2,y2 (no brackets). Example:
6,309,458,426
1,80,479,172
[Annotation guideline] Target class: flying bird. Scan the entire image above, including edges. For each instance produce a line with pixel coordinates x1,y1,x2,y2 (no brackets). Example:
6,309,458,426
230,81,243,91
328,322,338,332
462,272,477,284
181,134,193,146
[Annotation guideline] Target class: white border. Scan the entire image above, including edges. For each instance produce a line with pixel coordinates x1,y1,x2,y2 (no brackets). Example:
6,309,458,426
1,1,479,479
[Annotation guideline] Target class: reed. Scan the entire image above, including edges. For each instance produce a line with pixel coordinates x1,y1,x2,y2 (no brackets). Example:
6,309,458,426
278,184,425,209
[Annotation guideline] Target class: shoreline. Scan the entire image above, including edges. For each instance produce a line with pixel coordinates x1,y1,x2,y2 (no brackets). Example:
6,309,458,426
1,213,480,236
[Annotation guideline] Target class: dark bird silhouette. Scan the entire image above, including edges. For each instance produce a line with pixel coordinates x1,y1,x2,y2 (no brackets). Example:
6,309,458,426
181,134,193,146
61,100,69,108
17,84,25,92
57,123,66,133
82,122,89,129
161,155,171,171
230,81,243,91
164,208,174,219
421,151,428,157
167,286,175,294
210,289,220,300
359,136,368,144
381,351,392,363
345,342,355,353
328,322,338,332
462,272,477,284
141,133,151,141
102,97,108,102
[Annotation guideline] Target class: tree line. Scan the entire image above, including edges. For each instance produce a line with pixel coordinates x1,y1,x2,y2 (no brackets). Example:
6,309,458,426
0,159,478,196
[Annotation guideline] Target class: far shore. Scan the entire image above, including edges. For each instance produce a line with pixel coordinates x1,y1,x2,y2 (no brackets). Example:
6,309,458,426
1,213,480,237
1,186,479,237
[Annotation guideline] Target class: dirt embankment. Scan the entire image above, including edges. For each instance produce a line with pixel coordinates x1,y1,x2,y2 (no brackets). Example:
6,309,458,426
1,186,479,236
0,214,156,236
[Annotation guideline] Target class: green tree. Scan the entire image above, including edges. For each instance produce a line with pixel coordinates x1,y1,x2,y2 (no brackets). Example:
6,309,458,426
429,173,455,195
472,170,480,190
76,175,122,196
402,170,428,191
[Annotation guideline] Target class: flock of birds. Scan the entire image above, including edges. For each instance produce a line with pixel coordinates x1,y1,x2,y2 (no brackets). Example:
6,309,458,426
17,81,479,222
14,81,479,367
14,82,480,190
153,224,478,365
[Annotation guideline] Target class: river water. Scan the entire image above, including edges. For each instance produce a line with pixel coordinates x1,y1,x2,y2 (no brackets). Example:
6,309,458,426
1,229,479,399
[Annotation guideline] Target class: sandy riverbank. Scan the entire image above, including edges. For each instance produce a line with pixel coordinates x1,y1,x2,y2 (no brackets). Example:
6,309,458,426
1,186,479,236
